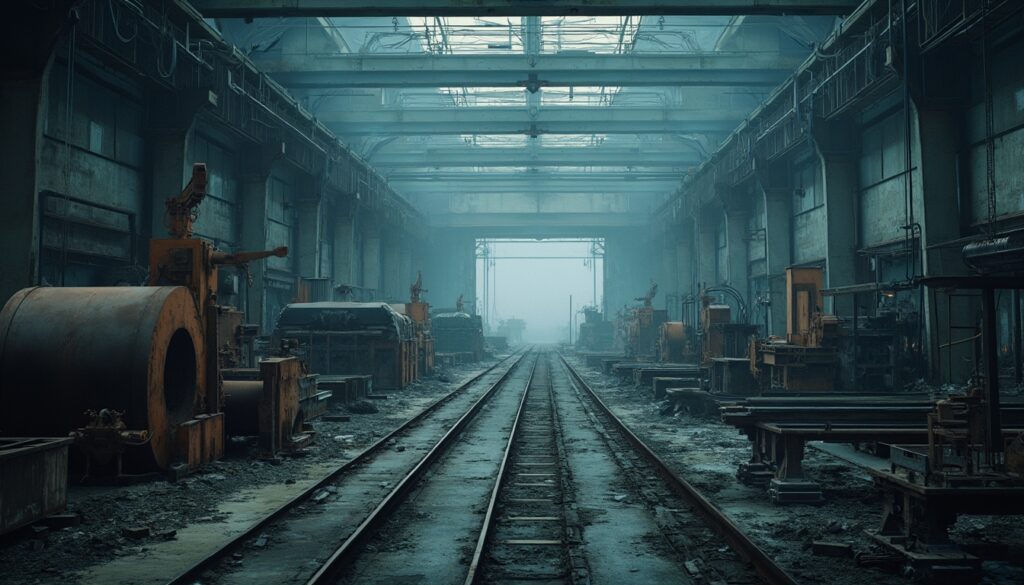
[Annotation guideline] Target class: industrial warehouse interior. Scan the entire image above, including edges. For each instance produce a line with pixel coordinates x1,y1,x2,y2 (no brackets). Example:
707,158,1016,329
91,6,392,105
2,1,1024,584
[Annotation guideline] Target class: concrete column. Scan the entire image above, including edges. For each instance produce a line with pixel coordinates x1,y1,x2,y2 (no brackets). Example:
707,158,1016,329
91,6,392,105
675,218,696,299
0,5,69,302
659,231,678,314
332,208,357,287
240,170,271,331
723,200,751,303
696,205,720,289
461,234,477,313
362,225,382,296
382,233,402,301
399,242,413,300
0,70,48,302
763,187,793,335
814,122,859,315
295,195,324,278
149,126,194,241
671,222,696,299
916,105,971,382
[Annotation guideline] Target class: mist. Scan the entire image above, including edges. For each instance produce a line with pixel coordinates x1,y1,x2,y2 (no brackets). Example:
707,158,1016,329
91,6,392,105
476,239,604,344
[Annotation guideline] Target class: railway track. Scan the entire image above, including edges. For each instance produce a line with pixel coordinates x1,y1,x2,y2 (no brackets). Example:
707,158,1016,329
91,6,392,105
169,348,533,585
177,349,796,585
558,353,799,585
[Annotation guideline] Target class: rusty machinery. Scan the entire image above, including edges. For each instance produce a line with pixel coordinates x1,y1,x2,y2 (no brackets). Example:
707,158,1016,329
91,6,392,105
578,306,614,352
151,163,319,460
749,267,839,392
0,163,294,477
405,271,435,377
866,276,1024,583
433,296,485,363
696,285,758,364
658,322,698,364
275,302,419,389
622,281,668,359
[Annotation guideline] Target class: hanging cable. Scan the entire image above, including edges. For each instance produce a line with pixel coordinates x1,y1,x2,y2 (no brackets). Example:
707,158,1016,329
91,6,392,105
108,0,138,43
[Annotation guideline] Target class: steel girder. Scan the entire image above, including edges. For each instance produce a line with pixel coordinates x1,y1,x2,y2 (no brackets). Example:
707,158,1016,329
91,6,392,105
322,107,740,135
192,0,862,18
369,148,702,167
262,52,806,88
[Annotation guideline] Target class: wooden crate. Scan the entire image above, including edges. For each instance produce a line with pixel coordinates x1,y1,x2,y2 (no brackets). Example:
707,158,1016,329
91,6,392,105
0,437,72,535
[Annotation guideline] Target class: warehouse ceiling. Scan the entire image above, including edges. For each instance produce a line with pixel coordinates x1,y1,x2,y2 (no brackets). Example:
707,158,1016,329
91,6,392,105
214,13,838,227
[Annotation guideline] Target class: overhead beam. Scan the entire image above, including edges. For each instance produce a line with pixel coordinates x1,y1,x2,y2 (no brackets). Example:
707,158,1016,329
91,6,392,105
392,182,677,194
192,0,861,18
262,52,804,88
370,149,702,168
386,171,683,181
429,213,650,233
323,107,740,135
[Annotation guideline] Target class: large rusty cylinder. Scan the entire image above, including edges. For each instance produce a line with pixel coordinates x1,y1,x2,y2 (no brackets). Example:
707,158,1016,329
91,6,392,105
0,286,207,470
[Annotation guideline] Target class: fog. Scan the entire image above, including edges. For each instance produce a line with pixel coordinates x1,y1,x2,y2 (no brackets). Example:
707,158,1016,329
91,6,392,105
476,239,603,344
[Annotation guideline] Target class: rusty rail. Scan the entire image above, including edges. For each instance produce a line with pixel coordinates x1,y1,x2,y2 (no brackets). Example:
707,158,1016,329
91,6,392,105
306,350,537,584
559,354,799,585
166,347,531,585
463,350,537,584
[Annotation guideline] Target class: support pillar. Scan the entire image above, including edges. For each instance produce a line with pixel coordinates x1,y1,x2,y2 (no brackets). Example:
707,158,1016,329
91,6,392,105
675,218,696,300
814,121,859,315
241,171,270,331
696,205,720,289
332,206,358,288
0,3,72,302
362,224,382,297
763,187,793,336
722,192,751,304
295,193,324,279
149,126,194,240
0,74,47,302
916,105,970,382
399,242,413,299
382,233,402,301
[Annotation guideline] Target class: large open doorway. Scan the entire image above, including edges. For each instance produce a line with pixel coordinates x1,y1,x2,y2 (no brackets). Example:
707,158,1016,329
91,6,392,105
476,238,604,343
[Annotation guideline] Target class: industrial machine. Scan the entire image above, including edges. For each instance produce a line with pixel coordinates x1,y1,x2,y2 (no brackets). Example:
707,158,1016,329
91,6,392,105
866,276,1024,582
749,267,838,392
0,163,291,476
657,322,697,363
397,272,435,377
432,297,485,362
699,300,757,365
497,317,526,347
577,307,614,351
274,302,417,390
623,281,668,358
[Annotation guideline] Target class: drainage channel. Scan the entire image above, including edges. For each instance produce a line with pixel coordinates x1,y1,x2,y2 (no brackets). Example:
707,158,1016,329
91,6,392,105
170,348,532,585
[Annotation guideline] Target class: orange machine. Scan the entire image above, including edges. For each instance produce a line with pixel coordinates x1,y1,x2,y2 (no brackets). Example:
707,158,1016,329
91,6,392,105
750,267,839,392
406,272,435,376
0,163,289,476
658,321,697,363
